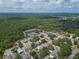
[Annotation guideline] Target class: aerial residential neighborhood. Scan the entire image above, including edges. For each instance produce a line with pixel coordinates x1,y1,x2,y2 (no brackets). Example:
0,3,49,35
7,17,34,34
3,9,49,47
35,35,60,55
1,0,79,59
3,29,79,59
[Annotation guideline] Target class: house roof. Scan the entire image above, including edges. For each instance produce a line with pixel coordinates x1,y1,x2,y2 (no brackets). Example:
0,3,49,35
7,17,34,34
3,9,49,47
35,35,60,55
4,49,14,56
24,29,38,33
17,48,23,53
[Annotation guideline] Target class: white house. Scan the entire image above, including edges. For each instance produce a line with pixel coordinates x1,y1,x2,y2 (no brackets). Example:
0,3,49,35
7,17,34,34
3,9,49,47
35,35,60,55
17,48,23,54
4,49,16,59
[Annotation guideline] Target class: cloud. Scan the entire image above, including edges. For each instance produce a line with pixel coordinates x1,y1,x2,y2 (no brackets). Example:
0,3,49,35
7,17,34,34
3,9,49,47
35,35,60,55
70,0,79,7
0,0,79,12
48,0,65,8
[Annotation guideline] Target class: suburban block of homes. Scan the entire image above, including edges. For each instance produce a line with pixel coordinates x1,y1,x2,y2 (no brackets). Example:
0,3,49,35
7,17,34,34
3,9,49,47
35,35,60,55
3,29,79,59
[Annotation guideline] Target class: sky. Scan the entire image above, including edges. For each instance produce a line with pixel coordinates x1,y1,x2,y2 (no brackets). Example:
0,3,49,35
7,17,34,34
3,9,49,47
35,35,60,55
0,0,79,13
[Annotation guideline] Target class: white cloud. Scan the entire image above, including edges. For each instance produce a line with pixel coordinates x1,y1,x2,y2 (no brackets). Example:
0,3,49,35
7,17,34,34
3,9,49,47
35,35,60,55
70,0,79,7
0,0,79,9
48,0,65,8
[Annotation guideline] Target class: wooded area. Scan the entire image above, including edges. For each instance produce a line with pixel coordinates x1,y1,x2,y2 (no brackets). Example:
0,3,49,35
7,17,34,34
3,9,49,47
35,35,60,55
0,15,79,57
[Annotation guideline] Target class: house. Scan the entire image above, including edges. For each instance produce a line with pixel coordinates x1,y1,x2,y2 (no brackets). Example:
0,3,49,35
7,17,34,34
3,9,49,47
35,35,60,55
21,40,32,49
49,50,56,56
36,45,43,52
20,52,30,59
17,48,23,54
3,49,16,59
57,35,65,39
69,34,75,39
35,41,41,47
76,37,79,40
23,29,39,38
42,43,49,48
53,45,60,52
49,54,54,58
54,37,59,40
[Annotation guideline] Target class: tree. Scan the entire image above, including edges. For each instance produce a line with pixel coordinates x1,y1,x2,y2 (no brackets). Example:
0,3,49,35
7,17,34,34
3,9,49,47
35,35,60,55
41,39,47,43
40,34,44,38
49,57,56,59
59,44,72,57
64,56,67,59
30,51,38,59
48,34,56,40
48,45,54,50
15,53,22,59
31,42,36,48
39,47,49,58
73,53,79,59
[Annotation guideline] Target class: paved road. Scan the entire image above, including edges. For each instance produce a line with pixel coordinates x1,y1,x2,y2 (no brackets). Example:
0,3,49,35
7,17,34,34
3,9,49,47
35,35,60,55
68,48,79,59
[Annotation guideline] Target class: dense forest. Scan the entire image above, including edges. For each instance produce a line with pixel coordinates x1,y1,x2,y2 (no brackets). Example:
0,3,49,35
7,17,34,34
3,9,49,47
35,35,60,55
0,14,79,58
